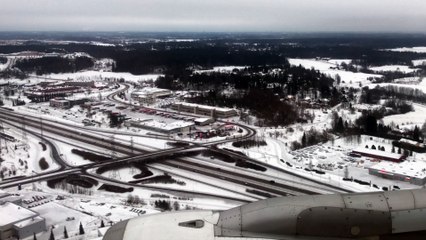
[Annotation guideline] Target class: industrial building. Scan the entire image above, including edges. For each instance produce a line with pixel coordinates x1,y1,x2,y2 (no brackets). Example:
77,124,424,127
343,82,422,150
124,119,194,134
193,117,214,126
49,97,89,109
131,88,172,105
24,86,83,102
0,202,46,239
368,160,426,185
171,102,238,118
351,146,405,162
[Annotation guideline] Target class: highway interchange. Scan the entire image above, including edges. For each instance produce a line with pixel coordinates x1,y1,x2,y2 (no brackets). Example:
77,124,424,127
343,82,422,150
0,84,353,204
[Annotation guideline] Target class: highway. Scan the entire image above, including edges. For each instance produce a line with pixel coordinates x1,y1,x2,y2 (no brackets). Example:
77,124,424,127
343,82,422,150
0,86,351,199
0,109,337,198
1,109,303,199
0,121,257,202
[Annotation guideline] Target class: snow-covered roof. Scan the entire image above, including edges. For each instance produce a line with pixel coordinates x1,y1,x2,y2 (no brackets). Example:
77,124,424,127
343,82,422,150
142,120,194,131
353,147,403,160
174,102,235,113
193,117,212,123
132,88,172,98
369,161,426,179
0,202,38,226
14,216,44,229
399,138,426,147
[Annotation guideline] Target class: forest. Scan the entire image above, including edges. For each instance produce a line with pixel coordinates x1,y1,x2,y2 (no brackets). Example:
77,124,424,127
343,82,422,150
14,56,94,75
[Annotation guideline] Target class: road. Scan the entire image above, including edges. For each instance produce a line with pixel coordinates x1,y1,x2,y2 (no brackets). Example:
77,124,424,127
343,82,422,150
0,85,351,199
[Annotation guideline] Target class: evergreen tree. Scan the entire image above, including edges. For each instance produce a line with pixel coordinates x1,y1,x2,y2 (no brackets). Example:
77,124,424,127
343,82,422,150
336,117,344,133
49,229,55,240
413,126,421,141
101,220,105,228
79,222,85,235
33,233,37,240
392,146,395,153
398,147,402,154
301,132,307,147
63,226,69,239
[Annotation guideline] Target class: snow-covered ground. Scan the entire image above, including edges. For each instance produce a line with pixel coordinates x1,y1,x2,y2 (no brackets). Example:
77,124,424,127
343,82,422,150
288,58,382,88
382,103,426,130
0,121,59,178
0,57,11,71
369,65,420,73
194,66,247,74
327,59,352,65
40,71,162,83
384,47,426,53
370,77,426,94
412,59,426,66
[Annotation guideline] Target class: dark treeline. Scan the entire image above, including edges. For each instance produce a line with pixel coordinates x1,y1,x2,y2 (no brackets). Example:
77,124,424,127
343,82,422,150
14,56,94,75
156,65,338,126
1,34,426,75
157,65,335,97
360,85,426,104
112,47,287,74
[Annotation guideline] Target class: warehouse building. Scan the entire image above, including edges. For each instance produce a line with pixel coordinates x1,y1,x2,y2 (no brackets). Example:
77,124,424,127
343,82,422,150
368,161,426,185
0,202,46,239
193,117,214,126
49,97,89,109
351,146,405,162
171,102,238,118
124,119,194,134
131,87,172,105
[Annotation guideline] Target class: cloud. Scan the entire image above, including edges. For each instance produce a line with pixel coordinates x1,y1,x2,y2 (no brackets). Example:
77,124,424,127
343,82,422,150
0,0,425,32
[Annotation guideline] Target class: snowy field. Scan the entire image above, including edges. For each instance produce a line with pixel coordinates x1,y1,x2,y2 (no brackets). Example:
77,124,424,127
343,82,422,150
370,77,426,95
40,71,162,83
194,66,247,74
0,122,59,178
384,47,426,53
327,59,352,65
382,103,426,130
288,58,382,88
412,59,426,66
369,65,420,73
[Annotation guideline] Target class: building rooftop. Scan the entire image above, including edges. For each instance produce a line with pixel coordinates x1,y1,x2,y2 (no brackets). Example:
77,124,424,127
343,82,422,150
132,87,171,96
369,160,426,179
14,216,44,229
194,117,212,123
353,146,403,160
0,202,38,226
174,102,236,113
142,120,194,131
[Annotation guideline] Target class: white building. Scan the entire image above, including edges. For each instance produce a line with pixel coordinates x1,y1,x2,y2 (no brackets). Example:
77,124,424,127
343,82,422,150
0,202,46,239
171,102,238,118
125,119,194,134
368,160,426,185
131,88,172,105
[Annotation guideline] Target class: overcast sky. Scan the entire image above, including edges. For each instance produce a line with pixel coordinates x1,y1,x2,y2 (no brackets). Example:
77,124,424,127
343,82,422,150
1,0,425,32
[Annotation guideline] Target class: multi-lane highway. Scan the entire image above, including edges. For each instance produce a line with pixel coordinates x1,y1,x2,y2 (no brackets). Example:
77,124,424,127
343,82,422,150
0,86,352,202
